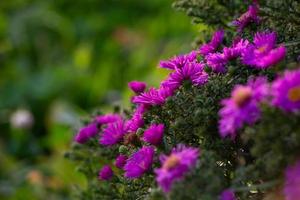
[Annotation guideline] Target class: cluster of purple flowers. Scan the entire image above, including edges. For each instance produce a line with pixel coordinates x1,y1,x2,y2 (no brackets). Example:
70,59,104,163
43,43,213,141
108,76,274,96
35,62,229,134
73,1,296,197
219,68,300,139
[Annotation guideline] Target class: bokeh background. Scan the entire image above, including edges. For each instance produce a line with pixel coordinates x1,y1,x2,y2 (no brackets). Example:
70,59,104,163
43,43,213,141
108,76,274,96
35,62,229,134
0,0,199,199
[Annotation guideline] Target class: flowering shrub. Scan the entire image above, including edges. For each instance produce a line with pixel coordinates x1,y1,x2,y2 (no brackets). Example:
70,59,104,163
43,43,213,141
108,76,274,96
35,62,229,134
66,0,300,199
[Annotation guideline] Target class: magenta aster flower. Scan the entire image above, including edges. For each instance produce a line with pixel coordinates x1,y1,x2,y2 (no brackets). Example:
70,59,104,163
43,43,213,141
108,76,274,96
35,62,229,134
124,146,154,178
219,77,269,139
155,145,199,193
220,189,236,200
200,29,224,56
284,160,300,200
74,123,98,144
242,32,286,69
125,110,144,132
115,154,128,169
161,62,208,90
159,50,198,70
232,3,259,32
272,68,300,112
223,38,250,60
98,165,113,181
132,86,173,106
99,120,126,146
206,53,228,73
95,114,122,125
142,124,164,146
128,81,147,93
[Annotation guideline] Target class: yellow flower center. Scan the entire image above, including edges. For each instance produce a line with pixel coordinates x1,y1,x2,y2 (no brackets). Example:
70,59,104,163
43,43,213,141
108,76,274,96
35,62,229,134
163,155,180,170
257,45,268,53
288,86,300,102
233,87,252,107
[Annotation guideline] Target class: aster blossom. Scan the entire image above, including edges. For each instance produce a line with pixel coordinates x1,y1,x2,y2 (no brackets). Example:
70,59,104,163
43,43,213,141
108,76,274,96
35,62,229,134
155,145,200,193
223,38,250,60
124,146,154,178
115,154,127,169
99,120,127,146
220,189,236,200
242,32,286,69
219,77,269,139
200,29,224,56
132,86,173,106
284,160,300,200
272,68,300,112
95,114,122,126
98,165,113,181
161,62,208,90
142,124,164,146
232,3,260,32
159,50,198,70
74,123,98,144
206,53,228,73
128,81,147,93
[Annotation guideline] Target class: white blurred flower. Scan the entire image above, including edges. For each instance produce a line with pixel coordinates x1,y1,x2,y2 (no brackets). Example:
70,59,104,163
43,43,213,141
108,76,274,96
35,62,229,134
10,109,34,129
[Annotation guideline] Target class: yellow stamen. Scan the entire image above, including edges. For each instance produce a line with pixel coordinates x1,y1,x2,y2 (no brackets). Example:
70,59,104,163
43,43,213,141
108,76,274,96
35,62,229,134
163,155,180,170
288,86,300,102
233,87,252,107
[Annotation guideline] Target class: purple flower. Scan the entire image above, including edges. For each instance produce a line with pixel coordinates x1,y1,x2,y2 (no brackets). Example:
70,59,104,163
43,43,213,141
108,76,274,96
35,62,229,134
128,81,147,93
98,165,113,181
99,120,126,146
95,114,122,125
159,51,198,70
206,53,228,73
125,110,144,132
155,145,199,193
132,86,173,106
220,189,236,200
284,160,300,200
124,146,154,178
219,77,269,139
223,38,250,60
161,62,208,90
242,32,286,69
142,124,164,146
272,68,300,112
74,123,98,144
200,29,224,56
115,154,128,169
232,3,260,32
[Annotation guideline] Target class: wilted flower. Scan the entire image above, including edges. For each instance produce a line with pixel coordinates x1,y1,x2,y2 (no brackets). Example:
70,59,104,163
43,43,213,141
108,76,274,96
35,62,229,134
115,154,128,169
159,51,198,70
98,165,113,181
220,189,236,200
124,146,154,178
200,29,224,56
242,32,286,69
219,77,269,139
155,145,199,193
99,120,126,146
128,81,147,93
284,160,300,200
142,124,164,146
75,123,98,144
232,3,260,32
272,68,300,112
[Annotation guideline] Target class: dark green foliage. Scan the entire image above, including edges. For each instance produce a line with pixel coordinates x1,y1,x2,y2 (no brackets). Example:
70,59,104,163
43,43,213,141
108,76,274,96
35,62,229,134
68,0,300,199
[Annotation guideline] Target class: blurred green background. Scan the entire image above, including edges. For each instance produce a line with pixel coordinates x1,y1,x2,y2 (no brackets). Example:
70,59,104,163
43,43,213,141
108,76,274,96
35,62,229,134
0,0,198,199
